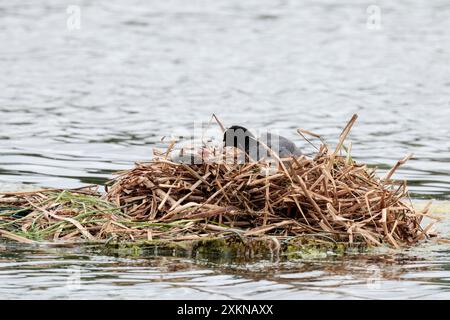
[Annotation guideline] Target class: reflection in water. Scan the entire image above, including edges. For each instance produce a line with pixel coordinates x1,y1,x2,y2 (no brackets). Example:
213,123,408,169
0,0,449,299
0,240,449,299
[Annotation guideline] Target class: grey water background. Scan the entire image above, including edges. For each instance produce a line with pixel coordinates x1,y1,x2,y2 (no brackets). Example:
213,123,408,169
0,0,449,299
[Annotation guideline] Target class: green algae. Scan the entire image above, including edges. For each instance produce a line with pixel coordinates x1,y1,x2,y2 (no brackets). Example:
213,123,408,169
96,235,367,263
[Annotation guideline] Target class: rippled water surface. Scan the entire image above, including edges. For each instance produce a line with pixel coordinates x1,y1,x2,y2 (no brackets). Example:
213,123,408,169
0,0,449,299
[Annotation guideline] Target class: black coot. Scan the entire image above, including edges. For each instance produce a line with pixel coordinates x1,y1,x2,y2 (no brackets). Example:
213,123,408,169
223,125,302,161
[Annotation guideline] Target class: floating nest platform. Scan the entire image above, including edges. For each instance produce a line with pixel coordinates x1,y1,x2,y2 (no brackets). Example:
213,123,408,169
0,115,437,250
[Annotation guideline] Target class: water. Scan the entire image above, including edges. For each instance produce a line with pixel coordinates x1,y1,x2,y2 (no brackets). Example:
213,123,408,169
0,0,449,299
0,233,449,299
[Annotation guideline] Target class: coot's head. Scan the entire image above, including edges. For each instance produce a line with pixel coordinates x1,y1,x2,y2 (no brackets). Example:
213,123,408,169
223,125,256,155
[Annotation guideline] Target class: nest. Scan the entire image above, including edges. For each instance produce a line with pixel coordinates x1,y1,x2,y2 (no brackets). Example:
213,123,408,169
0,115,436,247
103,115,434,247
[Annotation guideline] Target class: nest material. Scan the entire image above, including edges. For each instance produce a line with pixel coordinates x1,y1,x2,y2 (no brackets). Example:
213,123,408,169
0,115,436,247
103,147,431,247
0,188,123,243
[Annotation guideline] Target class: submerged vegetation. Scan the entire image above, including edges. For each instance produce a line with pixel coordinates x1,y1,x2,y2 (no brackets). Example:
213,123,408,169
0,115,438,250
